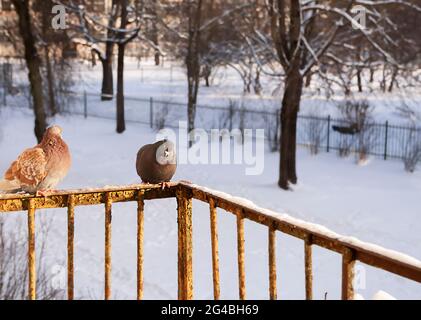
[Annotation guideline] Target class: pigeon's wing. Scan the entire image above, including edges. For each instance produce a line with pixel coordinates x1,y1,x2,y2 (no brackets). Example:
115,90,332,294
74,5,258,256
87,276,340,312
4,147,47,187
136,144,151,170
136,145,149,160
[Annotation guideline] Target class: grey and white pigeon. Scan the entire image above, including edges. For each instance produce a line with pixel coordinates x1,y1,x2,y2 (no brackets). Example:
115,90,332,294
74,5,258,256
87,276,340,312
0,125,71,195
136,139,177,189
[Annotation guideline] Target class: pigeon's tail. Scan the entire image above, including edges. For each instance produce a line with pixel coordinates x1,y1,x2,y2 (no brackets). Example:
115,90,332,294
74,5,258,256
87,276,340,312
0,179,20,193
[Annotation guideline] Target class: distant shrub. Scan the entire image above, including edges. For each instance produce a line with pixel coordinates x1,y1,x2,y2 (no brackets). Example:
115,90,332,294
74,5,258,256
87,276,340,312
262,109,280,152
336,100,376,163
337,134,353,158
403,126,421,173
304,111,326,155
0,216,65,300
218,99,237,131
154,100,170,131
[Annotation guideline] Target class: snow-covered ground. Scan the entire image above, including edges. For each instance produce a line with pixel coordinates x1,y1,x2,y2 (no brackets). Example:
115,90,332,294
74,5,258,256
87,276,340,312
1,58,421,299
1,105,420,300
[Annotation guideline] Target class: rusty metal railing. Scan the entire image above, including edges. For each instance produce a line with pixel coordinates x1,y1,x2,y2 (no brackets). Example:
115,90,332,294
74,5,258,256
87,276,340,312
0,181,420,300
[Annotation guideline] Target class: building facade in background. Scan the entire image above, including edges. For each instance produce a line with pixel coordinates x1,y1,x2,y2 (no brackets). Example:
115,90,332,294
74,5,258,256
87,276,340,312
0,0,115,58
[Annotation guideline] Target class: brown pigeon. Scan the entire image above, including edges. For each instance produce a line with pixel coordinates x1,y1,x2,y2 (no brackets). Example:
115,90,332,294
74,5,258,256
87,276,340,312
0,125,71,195
136,139,177,189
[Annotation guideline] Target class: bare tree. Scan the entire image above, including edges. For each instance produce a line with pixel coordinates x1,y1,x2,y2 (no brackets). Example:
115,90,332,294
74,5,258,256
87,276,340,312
102,1,118,101
250,0,421,189
160,0,251,146
150,0,161,65
57,0,120,100
185,0,203,145
11,0,47,142
57,0,140,131
116,0,141,133
38,0,58,115
32,0,76,116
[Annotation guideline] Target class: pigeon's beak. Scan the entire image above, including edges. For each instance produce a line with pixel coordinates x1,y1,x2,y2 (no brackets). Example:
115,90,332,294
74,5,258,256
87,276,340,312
164,150,169,157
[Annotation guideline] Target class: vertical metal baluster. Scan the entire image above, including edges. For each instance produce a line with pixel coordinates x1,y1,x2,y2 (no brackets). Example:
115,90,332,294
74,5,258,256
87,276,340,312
268,225,277,300
137,191,144,300
304,235,313,300
237,210,246,300
104,192,112,300
209,198,220,300
28,199,36,300
67,195,75,300
176,188,193,300
342,248,356,300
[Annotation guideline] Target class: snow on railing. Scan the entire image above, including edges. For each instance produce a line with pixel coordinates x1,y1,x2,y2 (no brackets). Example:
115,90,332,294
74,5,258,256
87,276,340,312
0,181,420,300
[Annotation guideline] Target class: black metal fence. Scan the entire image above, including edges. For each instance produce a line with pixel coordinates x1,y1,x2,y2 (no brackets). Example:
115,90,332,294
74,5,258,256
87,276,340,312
1,88,421,162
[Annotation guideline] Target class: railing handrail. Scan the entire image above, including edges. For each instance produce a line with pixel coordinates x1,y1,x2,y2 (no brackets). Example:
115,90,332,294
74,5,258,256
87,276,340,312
181,182,421,283
0,181,420,300
0,183,178,211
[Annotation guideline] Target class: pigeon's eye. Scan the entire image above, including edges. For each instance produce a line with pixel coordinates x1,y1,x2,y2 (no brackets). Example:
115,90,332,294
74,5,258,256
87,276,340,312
48,140,54,146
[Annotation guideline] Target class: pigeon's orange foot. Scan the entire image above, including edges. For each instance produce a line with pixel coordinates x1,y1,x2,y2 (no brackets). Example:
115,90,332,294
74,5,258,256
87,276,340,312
160,182,171,190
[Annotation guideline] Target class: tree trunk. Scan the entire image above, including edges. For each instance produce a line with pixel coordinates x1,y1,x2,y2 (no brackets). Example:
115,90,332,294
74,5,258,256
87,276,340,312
186,0,203,147
152,30,160,66
254,68,262,94
101,0,118,101
152,0,160,66
356,48,363,92
278,71,303,190
357,68,363,92
101,50,114,101
388,67,398,92
305,72,312,87
244,73,252,94
44,47,57,116
202,64,211,87
380,64,387,92
116,0,127,133
154,51,160,66
12,0,47,142
187,73,199,144
39,0,57,116
116,44,125,133
369,68,374,83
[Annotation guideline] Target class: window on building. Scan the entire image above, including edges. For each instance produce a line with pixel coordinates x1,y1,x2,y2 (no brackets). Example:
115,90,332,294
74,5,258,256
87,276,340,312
86,0,106,13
